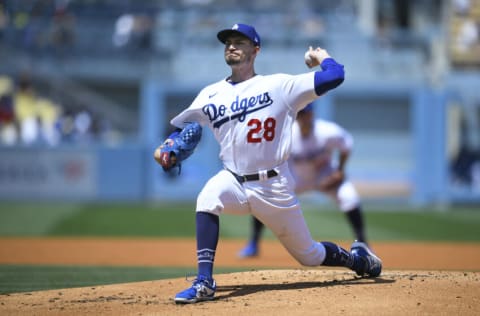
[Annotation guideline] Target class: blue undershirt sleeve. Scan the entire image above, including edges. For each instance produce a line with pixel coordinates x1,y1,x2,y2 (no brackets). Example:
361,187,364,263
314,58,345,96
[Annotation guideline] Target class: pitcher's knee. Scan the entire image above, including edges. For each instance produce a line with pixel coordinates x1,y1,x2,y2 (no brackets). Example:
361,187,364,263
291,242,326,266
296,257,320,267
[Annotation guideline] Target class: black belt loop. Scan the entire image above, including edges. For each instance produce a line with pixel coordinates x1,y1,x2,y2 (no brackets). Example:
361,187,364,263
229,169,278,183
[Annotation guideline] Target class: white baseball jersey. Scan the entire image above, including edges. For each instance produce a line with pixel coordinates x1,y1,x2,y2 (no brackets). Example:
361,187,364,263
171,73,317,174
170,71,337,267
290,118,360,211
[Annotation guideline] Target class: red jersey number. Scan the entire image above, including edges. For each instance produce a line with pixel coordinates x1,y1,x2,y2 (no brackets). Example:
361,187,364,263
247,117,276,143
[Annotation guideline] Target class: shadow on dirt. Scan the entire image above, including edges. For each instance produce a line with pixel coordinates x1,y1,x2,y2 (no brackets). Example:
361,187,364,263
215,276,395,301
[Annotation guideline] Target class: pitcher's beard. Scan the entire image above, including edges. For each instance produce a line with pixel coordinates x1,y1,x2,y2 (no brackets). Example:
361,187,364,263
226,57,240,65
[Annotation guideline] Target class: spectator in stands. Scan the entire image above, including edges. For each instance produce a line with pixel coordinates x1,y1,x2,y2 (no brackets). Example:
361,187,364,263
455,18,479,53
56,107,76,143
36,95,61,146
11,73,63,146
14,74,40,145
0,75,17,145
73,107,93,143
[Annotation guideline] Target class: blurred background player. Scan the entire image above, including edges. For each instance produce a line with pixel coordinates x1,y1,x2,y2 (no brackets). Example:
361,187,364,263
239,103,368,258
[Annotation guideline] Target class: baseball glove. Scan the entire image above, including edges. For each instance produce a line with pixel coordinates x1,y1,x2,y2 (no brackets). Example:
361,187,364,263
154,122,202,173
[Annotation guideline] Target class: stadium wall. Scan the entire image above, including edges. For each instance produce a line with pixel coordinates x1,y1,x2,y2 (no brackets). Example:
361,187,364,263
1,80,478,206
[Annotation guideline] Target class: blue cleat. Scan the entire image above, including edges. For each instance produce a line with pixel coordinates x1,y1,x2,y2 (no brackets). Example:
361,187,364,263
174,275,216,304
351,241,382,277
237,241,259,258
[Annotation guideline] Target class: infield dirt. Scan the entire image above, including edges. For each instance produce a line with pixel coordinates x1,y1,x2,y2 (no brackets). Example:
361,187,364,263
0,238,479,315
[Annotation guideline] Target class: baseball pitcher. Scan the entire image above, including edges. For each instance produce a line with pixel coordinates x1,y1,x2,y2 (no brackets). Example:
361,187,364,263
154,23,382,304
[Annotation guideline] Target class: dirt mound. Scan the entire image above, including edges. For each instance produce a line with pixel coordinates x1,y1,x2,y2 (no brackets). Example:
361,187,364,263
1,238,480,315
1,269,479,315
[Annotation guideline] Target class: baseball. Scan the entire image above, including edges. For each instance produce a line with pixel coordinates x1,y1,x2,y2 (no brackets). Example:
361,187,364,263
304,51,313,67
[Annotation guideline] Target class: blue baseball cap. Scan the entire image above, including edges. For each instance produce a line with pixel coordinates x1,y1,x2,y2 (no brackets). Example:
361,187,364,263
217,23,261,47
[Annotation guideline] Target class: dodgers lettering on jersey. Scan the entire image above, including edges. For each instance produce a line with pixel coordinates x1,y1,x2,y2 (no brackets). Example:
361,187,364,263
171,72,319,174
202,92,274,128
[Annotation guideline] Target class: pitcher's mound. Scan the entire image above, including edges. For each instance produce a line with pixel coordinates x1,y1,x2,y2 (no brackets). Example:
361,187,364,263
1,269,479,315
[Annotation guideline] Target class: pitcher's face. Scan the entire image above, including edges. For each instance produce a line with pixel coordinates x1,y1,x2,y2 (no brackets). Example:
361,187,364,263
224,35,258,66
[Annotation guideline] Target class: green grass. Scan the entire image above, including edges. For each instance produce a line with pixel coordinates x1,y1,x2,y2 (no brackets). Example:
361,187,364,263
0,265,249,294
0,202,479,241
362,210,480,241
0,202,197,237
0,201,479,294
303,208,480,241
48,203,197,237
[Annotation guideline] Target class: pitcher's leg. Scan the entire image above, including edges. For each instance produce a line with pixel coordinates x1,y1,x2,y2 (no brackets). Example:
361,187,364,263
196,212,219,279
258,208,375,275
175,170,249,304
257,208,326,266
